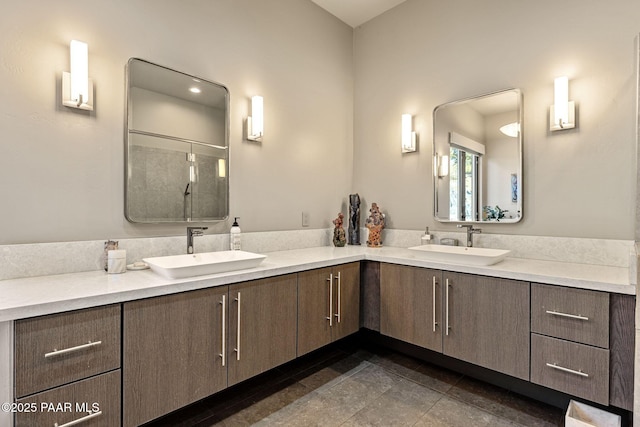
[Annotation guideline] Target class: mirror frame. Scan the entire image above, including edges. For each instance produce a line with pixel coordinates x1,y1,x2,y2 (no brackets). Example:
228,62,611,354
433,88,523,224
124,58,230,224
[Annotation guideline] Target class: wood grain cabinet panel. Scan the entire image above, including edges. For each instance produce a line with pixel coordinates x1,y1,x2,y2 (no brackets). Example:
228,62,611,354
15,370,120,427
123,287,228,427
443,272,530,381
380,264,442,352
531,283,609,348
15,305,121,398
531,333,609,405
227,274,298,386
298,263,360,356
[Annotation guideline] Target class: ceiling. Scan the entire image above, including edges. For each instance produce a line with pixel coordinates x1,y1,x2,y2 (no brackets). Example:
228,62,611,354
311,0,407,27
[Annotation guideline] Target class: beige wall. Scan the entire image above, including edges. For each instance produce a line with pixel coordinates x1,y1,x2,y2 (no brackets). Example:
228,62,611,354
0,0,353,244
1,0,638,245
353,0,639,239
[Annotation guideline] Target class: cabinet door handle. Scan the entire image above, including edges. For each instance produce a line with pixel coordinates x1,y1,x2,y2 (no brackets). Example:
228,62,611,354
326,273,333,327
234,292,241,361
432,276,438,332
54,410,102,427
445,278,451,336
545,362,589,378
335,271,341,323
545,310,589,321
219,295,226,367
45,341,102,358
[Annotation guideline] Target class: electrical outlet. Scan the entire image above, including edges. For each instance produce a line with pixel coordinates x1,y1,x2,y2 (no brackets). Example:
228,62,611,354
302,212,310,227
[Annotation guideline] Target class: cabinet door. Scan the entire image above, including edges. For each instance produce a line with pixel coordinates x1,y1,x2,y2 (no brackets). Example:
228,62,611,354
228,274,297,386
380,264,442,352
332,262,361,341
123,287,228,427
297,267,333,356
443,272,530,380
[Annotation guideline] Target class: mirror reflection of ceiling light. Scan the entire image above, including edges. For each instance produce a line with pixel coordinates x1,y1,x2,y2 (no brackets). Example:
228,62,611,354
499,122,520,138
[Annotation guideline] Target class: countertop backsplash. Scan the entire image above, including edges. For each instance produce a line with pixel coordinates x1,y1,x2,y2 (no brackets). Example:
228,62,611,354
0,228,636,283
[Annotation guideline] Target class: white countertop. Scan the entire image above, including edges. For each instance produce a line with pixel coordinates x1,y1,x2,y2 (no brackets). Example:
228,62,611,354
0,246,634,322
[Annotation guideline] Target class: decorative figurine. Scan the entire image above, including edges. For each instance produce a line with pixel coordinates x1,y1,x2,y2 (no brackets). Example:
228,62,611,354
332,213,347,247
348,193,361,245
365,203,385,248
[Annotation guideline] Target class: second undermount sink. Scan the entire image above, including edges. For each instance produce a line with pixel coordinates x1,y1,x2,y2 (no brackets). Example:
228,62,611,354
408,245,510,266
143,250,267,279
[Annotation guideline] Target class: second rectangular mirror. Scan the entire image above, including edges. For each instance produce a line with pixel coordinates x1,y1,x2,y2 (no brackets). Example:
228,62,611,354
125,58,229,223
433,89,522,223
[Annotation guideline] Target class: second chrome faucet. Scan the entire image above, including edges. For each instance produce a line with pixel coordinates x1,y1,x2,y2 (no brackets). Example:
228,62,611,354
187,226,208,254
457,224,481,247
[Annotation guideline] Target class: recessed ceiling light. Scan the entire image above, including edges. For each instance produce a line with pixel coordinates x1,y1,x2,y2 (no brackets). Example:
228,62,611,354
189,87,201,94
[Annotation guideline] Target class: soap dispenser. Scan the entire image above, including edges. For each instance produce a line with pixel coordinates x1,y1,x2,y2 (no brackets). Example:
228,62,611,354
421,227,433,245
230,217,241,250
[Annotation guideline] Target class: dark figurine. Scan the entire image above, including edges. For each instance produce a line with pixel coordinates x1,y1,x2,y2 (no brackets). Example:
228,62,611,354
348,193,361,245
332,213,347,247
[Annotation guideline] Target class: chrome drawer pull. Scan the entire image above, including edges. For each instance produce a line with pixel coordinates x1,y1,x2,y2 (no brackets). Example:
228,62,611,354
445,278,450,336
334,272,341,323
545,310,589,321
326,274,333,327
45,341,102,358
545,362,589,378
54,410,102,427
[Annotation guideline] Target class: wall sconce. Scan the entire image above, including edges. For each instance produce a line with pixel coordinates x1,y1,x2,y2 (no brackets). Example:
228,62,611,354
549,76,575,131
62,40,94,111
246,95,263,142
401,114,417,153
217,158,226,178
436,154,449,178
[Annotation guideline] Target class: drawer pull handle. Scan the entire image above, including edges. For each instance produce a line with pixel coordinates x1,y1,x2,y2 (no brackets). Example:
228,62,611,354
234,292,241,361
432,276,438,332
326,274,333,327
45,341,102,358
545,362,589,378
220,295,226,367
545,310,589,321
54,410,102,427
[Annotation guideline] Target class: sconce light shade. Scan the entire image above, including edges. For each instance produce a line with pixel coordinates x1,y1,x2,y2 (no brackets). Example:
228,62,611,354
246,95,263,142
549,76,575,131
436,154,449,178
218,158,226,178
62,40,94,111
401,114,417,153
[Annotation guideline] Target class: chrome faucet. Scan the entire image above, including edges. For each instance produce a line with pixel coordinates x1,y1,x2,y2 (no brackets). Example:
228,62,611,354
457,224,481,247
187,226,208,254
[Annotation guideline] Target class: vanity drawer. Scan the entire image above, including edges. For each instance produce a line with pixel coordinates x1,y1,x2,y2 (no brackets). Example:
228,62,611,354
15,305,121,398
531,283,609,348
531,334,609,405
15,370,120,427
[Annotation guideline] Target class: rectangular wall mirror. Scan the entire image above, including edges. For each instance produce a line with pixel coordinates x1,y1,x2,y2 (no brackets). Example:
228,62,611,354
433,89,523,223
125,58,229,223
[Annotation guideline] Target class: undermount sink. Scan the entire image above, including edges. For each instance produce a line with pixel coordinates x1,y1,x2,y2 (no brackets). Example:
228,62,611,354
143,250,267,279
408,245,510,266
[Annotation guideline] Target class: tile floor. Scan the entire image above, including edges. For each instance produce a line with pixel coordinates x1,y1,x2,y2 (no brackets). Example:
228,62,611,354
145,342,564,427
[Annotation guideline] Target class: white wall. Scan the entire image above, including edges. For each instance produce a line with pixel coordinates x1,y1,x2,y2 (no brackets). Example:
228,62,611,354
0,0,353,244
353,0,639,239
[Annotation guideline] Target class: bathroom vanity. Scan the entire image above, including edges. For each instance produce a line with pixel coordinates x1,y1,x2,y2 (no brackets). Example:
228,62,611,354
0,246,634,426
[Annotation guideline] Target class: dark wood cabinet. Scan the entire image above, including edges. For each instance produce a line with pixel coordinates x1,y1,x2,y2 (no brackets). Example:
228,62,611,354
297,263,360,356
441,272,530,381
123,286,228,427
227,275,298,386
380,263,442,352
